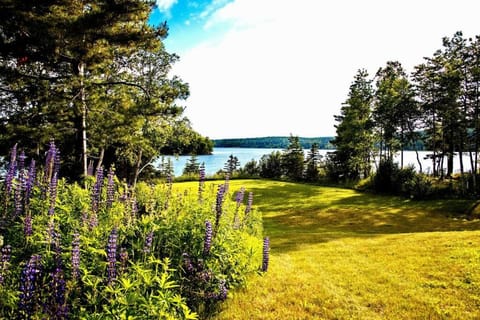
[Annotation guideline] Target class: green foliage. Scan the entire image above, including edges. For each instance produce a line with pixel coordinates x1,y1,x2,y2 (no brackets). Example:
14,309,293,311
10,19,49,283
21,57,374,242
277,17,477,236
329,69,374,181
258,151,283,179
223,154,240,176
0,146,263,319
281,135,305,181
183,155,201,176
371,159,434,199
0,2,212,184
213,136,334,149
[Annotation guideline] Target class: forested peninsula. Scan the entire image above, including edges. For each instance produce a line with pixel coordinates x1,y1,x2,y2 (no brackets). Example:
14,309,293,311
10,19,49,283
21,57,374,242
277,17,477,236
213,136,335,149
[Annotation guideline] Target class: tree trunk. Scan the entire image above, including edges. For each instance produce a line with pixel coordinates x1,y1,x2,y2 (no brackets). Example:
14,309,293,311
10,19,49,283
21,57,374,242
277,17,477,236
79,61,88,179
95,148,105,174
415,149,423,173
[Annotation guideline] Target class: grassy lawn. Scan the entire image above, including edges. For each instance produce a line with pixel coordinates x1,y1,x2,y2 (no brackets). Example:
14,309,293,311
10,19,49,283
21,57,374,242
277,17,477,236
177,179,480,320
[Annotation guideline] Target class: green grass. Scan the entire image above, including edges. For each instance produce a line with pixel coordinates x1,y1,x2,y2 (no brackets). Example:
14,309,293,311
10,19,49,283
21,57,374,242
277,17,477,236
175,179,480,320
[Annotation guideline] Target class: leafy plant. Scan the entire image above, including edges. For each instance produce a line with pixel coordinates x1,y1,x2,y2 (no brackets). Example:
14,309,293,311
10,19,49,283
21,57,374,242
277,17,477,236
0,143,264,319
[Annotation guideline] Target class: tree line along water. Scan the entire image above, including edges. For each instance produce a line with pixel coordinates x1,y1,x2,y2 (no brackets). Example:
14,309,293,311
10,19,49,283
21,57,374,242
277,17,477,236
155,147,473,177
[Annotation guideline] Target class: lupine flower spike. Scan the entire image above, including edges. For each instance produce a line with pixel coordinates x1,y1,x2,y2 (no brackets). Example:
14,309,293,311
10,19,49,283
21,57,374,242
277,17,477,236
106,228,118,284
5,143,17,196
119,248,128,275
217,279,228,301
143,231,154,254
203,220,213,255
214,184,225,235
106,167,115,208
71,232,80,280
0,245,12,285
91,167,104,213
262,237,270,272
243,192,254,227
233,187,245,228
198,163,205,203
18,254,42,318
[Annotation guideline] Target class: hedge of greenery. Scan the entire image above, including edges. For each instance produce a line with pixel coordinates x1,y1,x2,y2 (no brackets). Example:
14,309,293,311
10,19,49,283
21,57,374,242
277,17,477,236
0,142,266,319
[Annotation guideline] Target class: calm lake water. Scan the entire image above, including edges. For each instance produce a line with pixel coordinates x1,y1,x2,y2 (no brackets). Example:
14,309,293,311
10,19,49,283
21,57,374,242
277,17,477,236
155,147,476,177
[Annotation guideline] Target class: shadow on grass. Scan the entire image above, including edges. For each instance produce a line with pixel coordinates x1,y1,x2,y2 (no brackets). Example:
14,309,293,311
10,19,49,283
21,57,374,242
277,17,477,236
242,180,480,254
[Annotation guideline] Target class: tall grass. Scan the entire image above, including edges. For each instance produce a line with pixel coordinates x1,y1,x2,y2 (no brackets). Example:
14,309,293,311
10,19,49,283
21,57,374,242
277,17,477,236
212,180,480,320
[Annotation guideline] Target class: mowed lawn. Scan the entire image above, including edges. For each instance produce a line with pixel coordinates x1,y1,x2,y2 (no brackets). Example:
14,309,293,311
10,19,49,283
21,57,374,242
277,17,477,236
189,179,480,320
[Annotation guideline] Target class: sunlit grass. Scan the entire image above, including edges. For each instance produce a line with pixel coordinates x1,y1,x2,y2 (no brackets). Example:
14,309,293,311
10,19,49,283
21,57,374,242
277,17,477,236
175,180,480,320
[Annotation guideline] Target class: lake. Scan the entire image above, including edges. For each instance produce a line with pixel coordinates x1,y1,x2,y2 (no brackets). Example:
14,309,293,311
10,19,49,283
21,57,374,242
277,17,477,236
154,147,476,177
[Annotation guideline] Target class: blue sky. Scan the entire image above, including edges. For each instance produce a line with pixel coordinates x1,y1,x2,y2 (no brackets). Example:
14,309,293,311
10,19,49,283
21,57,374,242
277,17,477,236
150,0,480,139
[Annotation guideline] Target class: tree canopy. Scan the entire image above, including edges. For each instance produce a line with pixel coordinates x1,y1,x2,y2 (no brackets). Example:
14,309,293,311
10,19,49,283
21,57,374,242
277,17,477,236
0,0,211,183
330,31,480,188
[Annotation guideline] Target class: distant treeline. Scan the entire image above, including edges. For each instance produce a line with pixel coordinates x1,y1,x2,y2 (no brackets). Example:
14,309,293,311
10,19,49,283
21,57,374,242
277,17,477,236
214,136,426,151
213,136,335,149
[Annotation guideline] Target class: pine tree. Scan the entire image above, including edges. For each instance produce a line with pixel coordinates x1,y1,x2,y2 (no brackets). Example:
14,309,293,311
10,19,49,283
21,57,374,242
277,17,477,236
282,135,305,181
329,69,374,181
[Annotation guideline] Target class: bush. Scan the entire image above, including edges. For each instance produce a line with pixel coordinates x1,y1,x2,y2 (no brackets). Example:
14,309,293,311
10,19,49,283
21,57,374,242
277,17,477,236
372,159,433,199
0,143,264,319
402,173,433,199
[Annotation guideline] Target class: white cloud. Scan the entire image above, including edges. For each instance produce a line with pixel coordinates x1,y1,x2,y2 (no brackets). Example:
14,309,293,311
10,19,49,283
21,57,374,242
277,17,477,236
172,0,480,139
156,0,177,11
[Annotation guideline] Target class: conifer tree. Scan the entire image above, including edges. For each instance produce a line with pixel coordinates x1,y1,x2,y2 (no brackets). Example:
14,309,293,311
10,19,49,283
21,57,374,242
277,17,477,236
328,69,374,180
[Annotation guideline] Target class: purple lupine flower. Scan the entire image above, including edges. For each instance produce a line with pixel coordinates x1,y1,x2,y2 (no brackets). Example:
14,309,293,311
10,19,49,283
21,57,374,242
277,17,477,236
214,184,225,234
1,245,12,267
143,231,154,254
48,266,68,319
0,245,12,285
89,212,98,230
182,253,194,274
53,148,61,179
71,232,80,280
119,248,128,275
91,167,104,213
215,184,225,218
235,187,245,207
81,211,88,228
217,279,228,301
24,212,33,237
262,237,270,272
18,254,42,319
5,144,17,195
106,167,115,208
203,220,213,255
46,219,56,244
233,187,245,228
14,179,23,219
106,228,118,284
24,160,36,208
198,163,206,202
245,192,253,214
48,172,58,216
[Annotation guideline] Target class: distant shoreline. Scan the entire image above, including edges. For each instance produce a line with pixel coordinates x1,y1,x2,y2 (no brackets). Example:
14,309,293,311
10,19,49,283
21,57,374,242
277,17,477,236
213,136,335,149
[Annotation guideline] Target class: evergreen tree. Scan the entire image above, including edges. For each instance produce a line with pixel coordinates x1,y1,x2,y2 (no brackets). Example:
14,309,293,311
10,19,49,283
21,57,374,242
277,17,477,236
0,0,197,183
224,154,240,175
183,155,201,176
281,135,305,181
329,69,374,180
304,143,322,182
259,151,283,179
